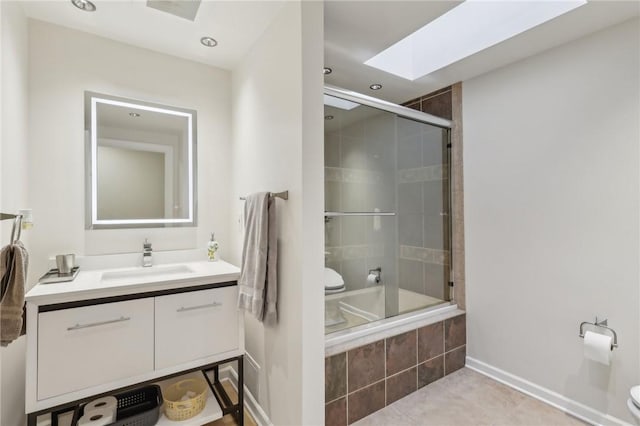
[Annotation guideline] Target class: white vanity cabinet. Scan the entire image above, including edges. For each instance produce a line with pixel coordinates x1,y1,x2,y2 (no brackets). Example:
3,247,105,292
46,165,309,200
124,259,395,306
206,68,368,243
25,260,244,418
37,298,154,400
155,286,239,370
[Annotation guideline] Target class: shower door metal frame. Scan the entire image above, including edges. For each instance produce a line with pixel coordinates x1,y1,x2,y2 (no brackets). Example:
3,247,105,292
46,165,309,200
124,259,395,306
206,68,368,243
324,85,456,304
324,85,452,129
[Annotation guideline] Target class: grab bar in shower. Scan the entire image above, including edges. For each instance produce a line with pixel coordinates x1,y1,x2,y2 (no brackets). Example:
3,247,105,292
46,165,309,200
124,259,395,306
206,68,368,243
324,212,396,217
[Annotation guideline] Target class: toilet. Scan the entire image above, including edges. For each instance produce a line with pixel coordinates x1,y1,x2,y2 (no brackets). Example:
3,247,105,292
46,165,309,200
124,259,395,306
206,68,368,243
628,386,640,424
324,267,345,294
324,267,347,327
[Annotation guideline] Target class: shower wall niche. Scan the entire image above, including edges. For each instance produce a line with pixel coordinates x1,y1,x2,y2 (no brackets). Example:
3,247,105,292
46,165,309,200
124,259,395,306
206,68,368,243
324,89,451,333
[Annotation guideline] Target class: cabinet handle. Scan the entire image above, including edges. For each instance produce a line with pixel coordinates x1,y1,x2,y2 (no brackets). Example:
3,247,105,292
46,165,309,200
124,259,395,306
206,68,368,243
177,302,222,312
67,316,131,331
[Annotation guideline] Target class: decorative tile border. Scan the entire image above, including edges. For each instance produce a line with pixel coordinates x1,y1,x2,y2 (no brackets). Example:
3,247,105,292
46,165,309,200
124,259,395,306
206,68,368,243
397,164,448,184
326,244,385,262
325,167,385,184
400,245,449,266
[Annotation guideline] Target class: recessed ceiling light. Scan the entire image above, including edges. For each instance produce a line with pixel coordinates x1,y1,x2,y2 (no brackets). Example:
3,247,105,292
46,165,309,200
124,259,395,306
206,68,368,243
200,36,218,48
129,112,141,118
365,0,586,80
369,84,383,90
325,115,334,120
71,0,96,12
323,67,332,75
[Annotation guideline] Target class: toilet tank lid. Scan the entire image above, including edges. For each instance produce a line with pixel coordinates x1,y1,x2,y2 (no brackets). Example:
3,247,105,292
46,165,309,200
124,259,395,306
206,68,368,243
325,267,345,288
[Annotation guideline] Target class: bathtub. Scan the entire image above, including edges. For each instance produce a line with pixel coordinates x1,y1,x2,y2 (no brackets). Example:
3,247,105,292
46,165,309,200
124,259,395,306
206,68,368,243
325,286,461,355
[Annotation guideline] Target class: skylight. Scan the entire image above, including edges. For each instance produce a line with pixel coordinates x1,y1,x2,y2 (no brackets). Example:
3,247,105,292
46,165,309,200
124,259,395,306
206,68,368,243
365,0,587,81
324,94,360,110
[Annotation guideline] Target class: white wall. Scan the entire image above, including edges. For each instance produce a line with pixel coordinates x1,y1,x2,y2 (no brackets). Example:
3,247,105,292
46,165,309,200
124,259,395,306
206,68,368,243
230,2,324,424
464,19,639,423
28,19,231,271
97,146,166,219
0,2,29,425
1,3,3,420
0,18,231,425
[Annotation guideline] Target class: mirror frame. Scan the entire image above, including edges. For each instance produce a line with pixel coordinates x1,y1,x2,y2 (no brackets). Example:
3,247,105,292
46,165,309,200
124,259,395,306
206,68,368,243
84,91,198,229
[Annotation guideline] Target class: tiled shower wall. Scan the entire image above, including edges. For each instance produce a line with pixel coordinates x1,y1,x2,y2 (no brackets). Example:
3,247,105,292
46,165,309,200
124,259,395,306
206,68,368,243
325,314,466,425
403,85,466,309
324,99,452,307
396,117,449,300
324,110,398,297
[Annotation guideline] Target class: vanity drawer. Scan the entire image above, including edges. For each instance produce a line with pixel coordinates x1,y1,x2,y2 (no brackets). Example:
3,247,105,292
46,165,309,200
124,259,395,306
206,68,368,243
37,298,154,400
155,286,239,370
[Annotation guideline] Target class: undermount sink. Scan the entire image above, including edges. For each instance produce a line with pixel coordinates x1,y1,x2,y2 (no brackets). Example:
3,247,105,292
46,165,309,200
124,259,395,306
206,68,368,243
101,264,195,282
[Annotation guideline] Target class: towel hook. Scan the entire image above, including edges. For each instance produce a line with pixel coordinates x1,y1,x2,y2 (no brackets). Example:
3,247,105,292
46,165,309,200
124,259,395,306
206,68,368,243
11,215,22,243
1,213,23,244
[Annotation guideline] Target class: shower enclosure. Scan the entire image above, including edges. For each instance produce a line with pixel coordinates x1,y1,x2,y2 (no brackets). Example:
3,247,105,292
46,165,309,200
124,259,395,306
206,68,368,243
324,86,453,334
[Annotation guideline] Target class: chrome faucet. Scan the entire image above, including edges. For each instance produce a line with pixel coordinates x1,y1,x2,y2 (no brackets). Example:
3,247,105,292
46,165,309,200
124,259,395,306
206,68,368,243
143,239,153,267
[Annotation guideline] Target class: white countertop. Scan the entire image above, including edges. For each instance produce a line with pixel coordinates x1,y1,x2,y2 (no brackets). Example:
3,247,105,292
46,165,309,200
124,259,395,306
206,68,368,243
26,259,240,306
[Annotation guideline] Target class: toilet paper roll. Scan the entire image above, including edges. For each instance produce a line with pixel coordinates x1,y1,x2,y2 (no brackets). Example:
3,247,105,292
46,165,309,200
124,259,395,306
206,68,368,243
583,330,612,365
77,408,115,426
85,396,117,416
367,273,378,286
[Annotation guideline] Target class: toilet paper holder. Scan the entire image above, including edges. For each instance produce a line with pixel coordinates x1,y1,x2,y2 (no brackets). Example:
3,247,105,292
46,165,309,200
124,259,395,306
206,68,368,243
579,317,618,349
368,267,381,284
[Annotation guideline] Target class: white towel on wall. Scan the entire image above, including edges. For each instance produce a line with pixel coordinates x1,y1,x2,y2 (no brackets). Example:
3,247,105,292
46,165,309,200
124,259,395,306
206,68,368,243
237,192,278,323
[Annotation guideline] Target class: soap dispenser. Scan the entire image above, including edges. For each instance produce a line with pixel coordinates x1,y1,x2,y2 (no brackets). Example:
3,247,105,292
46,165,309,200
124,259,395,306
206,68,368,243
207,233,219,262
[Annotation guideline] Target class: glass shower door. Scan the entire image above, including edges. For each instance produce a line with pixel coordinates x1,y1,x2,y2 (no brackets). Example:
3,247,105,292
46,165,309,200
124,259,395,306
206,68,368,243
324,93,451,334
396,116,450,314
324,97,398,332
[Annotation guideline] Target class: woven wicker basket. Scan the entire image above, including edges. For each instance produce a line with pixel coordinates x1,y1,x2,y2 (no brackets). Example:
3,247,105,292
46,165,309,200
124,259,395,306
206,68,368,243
163,378,208,421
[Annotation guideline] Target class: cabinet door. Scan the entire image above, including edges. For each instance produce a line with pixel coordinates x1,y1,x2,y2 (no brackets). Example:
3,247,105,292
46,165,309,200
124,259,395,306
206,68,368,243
155,286,239,370
37,298,154,400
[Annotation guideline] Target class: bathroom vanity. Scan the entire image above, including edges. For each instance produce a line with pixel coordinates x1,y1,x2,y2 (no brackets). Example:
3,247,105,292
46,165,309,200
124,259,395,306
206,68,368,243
24,258,244,425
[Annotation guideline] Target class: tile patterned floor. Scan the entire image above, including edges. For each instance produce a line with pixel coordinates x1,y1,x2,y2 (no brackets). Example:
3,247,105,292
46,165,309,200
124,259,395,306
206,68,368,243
353,368,587,426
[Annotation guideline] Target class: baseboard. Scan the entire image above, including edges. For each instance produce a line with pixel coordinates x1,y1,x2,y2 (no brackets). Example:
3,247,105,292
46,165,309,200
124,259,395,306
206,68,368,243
466,357,630,426
217,365,273,426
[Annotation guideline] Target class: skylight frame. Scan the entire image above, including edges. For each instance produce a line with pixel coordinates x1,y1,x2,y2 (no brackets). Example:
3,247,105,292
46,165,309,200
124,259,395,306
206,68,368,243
365,0,587,81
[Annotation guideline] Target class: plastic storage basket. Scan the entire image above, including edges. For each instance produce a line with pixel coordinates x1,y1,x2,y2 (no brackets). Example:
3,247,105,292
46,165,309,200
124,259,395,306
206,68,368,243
78,385,162,426
162,377,208,421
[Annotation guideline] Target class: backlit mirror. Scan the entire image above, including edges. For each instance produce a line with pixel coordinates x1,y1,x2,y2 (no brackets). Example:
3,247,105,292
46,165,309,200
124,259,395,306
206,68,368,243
85,92,197,228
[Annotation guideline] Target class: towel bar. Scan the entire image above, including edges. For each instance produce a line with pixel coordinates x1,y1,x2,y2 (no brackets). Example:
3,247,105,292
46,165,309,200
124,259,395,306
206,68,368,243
239,191,288,201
